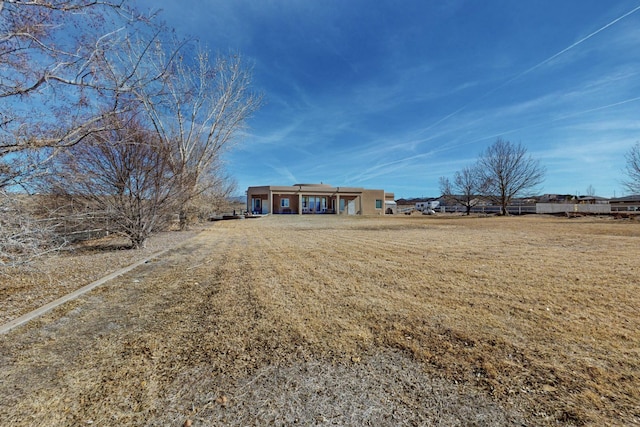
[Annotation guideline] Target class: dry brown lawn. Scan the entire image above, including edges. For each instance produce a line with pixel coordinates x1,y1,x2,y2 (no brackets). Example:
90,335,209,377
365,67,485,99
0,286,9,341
1,214,639,426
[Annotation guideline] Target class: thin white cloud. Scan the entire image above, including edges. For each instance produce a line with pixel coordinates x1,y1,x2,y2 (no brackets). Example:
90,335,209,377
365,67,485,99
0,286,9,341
266,164,298,184
416,3,640,134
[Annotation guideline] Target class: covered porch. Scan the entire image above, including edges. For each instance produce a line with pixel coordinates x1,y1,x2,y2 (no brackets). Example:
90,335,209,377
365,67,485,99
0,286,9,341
247,184,363,215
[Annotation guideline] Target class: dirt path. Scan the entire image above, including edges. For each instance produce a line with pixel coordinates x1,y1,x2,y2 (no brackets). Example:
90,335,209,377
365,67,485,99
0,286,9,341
1,215,638,425
1,229,202,325
0,247,182,334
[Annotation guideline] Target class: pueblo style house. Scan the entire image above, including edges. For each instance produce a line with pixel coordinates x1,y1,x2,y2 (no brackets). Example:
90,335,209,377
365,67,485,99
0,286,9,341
246,183,395,215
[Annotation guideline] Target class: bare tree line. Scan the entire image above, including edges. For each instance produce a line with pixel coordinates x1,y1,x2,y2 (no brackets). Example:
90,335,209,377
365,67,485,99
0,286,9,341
1,1,261,264
441,138,640,216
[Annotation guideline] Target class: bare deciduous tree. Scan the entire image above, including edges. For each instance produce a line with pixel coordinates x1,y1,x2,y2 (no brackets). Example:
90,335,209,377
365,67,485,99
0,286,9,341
623,142,640,194
478,138,545,215
0,0,162,173
44,114,180,248
1,2,260,258
0,1,180,259
183,165,239,222
1,1,129,97
439,164,489,215
134,46,262,229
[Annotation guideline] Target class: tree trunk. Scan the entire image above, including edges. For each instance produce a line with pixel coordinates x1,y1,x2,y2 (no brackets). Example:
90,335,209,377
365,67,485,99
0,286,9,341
131,234,147,250
179,208,188,231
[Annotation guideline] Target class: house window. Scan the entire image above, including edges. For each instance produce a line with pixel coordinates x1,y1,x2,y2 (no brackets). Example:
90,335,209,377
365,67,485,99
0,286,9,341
281,198,290,208
376,199,383,209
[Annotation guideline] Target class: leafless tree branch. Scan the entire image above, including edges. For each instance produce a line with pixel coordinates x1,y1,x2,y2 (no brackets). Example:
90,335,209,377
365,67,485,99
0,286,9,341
478,138,545,215
439,164,490,215
133,43,262,229
623,142,640,195
42,113,181,248
0,189,67,266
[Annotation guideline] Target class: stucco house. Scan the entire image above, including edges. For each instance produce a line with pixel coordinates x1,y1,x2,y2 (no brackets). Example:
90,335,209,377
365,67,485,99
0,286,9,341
609,195,640,212
246,183,395,215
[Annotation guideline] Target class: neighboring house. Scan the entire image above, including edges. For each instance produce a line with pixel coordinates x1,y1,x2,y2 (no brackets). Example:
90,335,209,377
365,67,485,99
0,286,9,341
246,183,394,215
576,196,610,204
535,194,612,215
538,194,576,203
609,195,640,212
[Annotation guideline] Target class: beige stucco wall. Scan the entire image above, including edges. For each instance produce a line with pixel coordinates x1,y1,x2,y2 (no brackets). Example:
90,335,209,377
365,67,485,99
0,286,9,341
246,184,390,216
360,189,386,215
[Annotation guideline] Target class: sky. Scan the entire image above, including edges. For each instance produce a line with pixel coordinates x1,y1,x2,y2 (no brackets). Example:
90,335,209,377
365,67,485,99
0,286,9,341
136,0,640,199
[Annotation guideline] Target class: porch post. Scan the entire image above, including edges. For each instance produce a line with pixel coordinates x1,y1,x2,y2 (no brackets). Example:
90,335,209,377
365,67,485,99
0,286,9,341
336,194,340,215
298,193,302,215
268,190,273,215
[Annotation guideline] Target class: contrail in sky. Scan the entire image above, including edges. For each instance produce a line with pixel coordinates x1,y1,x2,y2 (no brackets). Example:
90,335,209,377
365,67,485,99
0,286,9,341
357,5,640,184
506,4,640,86
356,94,640,183
433,95,640,155
422,4,640,133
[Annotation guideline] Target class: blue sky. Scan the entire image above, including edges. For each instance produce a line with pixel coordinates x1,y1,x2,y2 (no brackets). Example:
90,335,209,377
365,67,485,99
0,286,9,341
136,0,640,199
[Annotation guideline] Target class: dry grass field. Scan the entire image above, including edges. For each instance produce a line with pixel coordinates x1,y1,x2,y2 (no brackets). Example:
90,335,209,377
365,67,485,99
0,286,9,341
1,214,639,425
